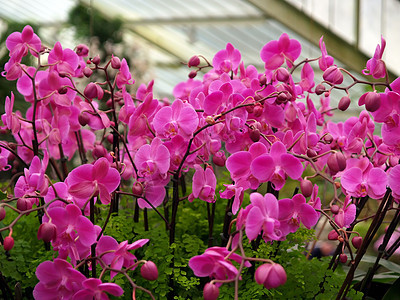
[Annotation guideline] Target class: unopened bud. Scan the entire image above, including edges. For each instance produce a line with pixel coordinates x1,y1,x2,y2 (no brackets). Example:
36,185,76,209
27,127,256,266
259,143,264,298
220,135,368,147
92,144,107,159
364,92,381,112
324,133,333,144
328,230,339,240
188,70,197,79
274,67,290,82
327,152,346,173
307,148,317,158
253,104,263,117
339,253,348,263
330,204,340,214
213,151,226,167
203,283,220,300
17,198,30,211
107,134,114,144
205,116,215,125
78,112,90,126
132,182,144,197
58,86,68,94
352,236,363,249
92,55,100,65
111,55,121,69
323,66,343,85
249,128,261,142
141,261,158,281
76,44,89,57
315,84,325,95
259,74,267,86
0,207,5,221
188,55,201,67
83,67,93,78
37,222,57,243
300,179,313,198
3,236,14,251
338,96,351,111
84,82,104,100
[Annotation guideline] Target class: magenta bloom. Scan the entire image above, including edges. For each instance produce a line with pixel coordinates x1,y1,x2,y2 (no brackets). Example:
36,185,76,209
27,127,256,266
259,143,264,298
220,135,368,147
388,165,400,200
255,263,287,289
96,235,149,278
1,92,20,134
134,137,170,179
72,278,123,300
33,258,86,300
245,192,282,242
189,246,251,285
363,36,386,79
212,43,241,74
47,204,97,264
251,141,303,190
341,164,387,199
334,195,356,228
260,33,301,69
318,36,334,71
116,58,134,89
66,157,121,205
189,165,217,203
278,194,319,236
48,42,79,76
6,25,41,61
153,99,199,139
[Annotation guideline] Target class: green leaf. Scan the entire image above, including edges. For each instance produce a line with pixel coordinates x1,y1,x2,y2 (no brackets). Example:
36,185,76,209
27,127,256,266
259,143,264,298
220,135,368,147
382,276,400,300
361,255,400,274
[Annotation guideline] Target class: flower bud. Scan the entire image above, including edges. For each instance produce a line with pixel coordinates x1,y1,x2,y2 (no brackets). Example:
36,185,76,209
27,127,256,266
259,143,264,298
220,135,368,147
300,179,313,198
92,55,100,65
255,263,287,289
17,198,30,211
188,70,197,79
330,204,340,215
339,253,348,263
213,151,226,167
253,104,263,117
0,207,5,221
249,128,261,142
107,134,114,144
76,44,89,57
84,82,104,100
203,283,219,300
323,66,343,85
364,92,381,112
274,67,290,82
3,236,14,251
327,152,346,173
277,91,290,104
37,222,57,243
78,112,90,126
315,84,325,95
188,55,201,67
111,55,121,69
307,148,317,158
324,133,333,144
92,144,107,159
338,96,351,111
141,261,158,281
205,116,215,125
259,74,267,86
132,182,144,197
352,236,363,249
328,230,339,240
83,67,93,78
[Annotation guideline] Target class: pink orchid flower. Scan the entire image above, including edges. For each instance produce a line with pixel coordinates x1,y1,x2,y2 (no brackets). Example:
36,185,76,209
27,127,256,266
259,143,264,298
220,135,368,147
251,141,303,190
189,246,251,286
260,33,301,70
6,25,41,61
66,157,121,205
96,236,149,279
115,58,134,89
48,42,79,76
318,36,334,71
388,165,400,201
245,192,282,242
72,278,124,300
363,36,386,79
153,99,199,139
33,258,86,299
47,204,97,264
1,92,21,134
189,165,217,203
334,195,356,228
212,43,242,74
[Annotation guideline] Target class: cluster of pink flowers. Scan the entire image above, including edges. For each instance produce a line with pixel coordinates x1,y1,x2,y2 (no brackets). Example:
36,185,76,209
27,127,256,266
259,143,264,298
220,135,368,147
1,24,400,299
